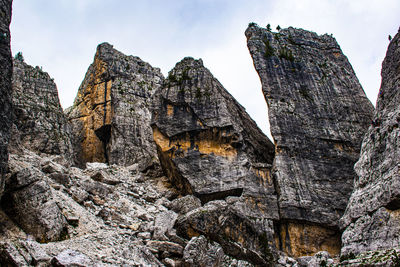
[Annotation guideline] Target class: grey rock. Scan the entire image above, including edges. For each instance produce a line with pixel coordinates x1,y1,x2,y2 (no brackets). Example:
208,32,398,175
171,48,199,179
246,24,374,256
90,170,120,185
0,241,29,267
0,0,13,199
138,232,151,240
340,30,400,256
146,240,184,256
11,59,73,163
153,210,178,241
69,186,89,204
169,195,201,214
163,258,183,267
2,162,68,243
51,249,94,267
21,240,51,266
183,235,224,267
67,42,164,173
307,251,333,267
152,57,277,264
175,201,275,266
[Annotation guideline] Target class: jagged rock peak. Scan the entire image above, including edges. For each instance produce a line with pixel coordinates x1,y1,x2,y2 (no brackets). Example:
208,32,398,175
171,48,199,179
152,56,277,265
11,58,73,163
246,24,374,257
68,42,164,173
340,29,400,257
0,0,13,198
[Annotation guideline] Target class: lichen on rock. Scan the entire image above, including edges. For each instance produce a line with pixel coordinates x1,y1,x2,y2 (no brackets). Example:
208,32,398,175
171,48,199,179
246,24,374,257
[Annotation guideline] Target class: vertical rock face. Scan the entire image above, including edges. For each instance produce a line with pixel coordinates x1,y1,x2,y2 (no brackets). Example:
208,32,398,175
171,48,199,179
68,43,164,170
152,57,277,264
246,25,374,256
340,31,400,256
11,59,73,162
0,0,13,197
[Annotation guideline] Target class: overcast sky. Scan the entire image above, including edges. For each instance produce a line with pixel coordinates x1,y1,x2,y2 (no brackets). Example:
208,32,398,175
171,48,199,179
10,0,400,137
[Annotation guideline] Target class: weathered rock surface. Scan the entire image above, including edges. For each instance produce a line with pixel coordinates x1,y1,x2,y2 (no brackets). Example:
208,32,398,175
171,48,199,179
68,42,164,172
11,59,73,163
183,235,224,266
0,0,13,198
1,154,68,242
175,200,275,266
152,57,277,264
340,30,400,256
246,24,374,257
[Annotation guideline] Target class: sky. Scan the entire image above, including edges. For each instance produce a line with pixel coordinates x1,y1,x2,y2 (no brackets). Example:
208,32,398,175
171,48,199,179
10,0,400,137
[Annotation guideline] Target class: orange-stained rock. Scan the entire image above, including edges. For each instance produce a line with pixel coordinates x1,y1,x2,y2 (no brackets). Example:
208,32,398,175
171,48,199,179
152,57,277,265
67,43,164,173
276,221,341,257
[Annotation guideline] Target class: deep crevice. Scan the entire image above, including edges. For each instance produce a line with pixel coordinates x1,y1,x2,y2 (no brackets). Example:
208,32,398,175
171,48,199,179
95,124,111,164
195,188,244,205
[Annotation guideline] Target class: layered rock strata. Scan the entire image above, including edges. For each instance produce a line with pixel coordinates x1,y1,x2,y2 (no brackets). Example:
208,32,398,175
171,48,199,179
152,57,277,265
68,43,164,171
246,24,374,257
11,59,73,162
0,0,13,198
340,30,400,256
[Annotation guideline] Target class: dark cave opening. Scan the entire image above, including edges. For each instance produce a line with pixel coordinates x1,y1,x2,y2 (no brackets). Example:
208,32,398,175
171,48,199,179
95,124,111,164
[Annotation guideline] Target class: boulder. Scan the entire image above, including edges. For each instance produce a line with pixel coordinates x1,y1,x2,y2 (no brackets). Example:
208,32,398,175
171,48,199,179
175,201,275,266
183,235,224,267
51,249,93,267
1,162,68,243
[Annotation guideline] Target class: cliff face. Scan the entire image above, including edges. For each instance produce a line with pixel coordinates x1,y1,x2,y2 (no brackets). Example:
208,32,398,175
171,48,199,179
68,43,164,172
340,31,400,256
152,57,277,265
0,0,13,198
246,25,374,257
11,59,73,162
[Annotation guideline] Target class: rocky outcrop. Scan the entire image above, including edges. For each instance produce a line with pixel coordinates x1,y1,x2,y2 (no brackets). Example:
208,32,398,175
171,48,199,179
11,59,73,163
246,24,374,257
67,43,164,173
152,57,276,265
1,154,68,242
0,0,13,198
340,30,400,256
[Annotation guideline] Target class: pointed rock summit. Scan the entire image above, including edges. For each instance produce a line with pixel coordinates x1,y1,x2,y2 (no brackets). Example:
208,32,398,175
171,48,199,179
152,57,277,264
246,24,374,256
340,30,400,256
68,43,164,172
11,59,73,163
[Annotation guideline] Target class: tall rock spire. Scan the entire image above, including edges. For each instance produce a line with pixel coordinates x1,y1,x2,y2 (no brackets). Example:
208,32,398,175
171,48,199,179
68,43,164,174
340,29,400,256
0,0,13,197
246,24,374,256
